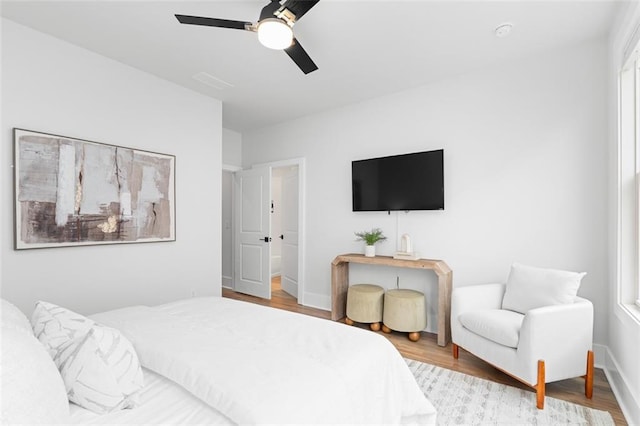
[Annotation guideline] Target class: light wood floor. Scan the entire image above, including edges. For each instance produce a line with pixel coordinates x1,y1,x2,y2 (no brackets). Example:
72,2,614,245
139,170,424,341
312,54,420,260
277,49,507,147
222,277,627,425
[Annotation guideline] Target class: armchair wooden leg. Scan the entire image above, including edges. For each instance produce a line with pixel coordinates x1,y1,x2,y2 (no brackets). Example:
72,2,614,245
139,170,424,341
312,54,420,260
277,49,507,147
585,350,594,399
452,343,459,359
536,360,545,409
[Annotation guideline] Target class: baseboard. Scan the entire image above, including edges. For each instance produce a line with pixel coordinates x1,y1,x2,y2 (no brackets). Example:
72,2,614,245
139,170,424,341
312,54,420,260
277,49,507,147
222,276,233,289
302,291,331,312
601,345,639,424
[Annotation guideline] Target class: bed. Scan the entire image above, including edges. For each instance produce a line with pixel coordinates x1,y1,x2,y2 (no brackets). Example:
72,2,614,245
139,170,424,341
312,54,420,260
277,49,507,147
1,296,437,425
68,367,234,425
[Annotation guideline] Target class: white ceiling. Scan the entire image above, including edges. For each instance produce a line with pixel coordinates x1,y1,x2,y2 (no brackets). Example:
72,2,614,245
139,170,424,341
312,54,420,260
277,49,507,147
0,1,625,132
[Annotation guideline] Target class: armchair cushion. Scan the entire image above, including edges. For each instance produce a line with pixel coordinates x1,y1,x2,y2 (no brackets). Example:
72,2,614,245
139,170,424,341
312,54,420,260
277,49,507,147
459,309,524,348
502,263,586,314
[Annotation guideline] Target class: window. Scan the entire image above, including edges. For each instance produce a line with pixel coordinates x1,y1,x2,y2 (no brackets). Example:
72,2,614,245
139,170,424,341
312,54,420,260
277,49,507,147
618,37,640,313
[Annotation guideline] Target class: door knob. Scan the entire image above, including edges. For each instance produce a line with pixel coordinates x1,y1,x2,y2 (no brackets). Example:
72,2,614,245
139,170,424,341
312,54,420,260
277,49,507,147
260,237,272,242
279,234,284,240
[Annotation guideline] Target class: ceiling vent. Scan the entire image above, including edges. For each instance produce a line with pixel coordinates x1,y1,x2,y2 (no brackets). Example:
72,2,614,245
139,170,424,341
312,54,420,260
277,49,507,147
192,72,234,90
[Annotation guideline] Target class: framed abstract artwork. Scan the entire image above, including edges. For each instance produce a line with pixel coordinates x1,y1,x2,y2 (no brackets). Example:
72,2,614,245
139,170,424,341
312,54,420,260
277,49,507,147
13,128,176,249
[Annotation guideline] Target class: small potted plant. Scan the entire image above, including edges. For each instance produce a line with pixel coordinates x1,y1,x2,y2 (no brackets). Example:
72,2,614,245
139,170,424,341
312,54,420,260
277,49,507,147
355,228,387,257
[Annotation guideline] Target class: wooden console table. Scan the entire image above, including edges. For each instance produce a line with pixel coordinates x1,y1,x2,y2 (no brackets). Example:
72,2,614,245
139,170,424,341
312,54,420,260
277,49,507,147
331,253,452,347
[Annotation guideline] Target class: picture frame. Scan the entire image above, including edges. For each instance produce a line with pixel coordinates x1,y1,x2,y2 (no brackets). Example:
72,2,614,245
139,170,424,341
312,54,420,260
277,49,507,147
13,128,176,249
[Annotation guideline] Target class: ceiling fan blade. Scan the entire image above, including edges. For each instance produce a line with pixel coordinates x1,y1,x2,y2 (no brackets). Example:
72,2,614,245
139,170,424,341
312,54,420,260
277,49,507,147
281,0,320,21
259,0,283,21
175,14,252,30
284,38,318,74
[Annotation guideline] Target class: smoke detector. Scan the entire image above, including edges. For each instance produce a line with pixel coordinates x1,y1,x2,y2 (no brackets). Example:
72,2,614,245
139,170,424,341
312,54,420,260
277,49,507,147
494,23,513,38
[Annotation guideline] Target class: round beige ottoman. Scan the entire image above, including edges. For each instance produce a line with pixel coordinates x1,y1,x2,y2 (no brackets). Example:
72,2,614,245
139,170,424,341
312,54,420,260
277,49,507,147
345,284,384,331
382,289,427,341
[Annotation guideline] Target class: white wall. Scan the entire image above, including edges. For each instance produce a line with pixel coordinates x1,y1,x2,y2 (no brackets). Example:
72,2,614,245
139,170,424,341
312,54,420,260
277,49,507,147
243,40,610,342
1,19,223,316
222,128,242,167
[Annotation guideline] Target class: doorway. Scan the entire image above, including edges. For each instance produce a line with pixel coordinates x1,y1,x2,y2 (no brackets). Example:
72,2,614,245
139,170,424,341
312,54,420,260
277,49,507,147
222,158,305,305
271,166,299,300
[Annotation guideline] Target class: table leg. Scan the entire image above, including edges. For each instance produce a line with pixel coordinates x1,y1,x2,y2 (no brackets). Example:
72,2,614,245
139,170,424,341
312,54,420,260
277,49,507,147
331,261,349,320
436,271,452,347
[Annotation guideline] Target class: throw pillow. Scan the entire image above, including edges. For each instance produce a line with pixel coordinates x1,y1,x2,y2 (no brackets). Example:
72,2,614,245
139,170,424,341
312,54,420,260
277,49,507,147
30,301,144,414
31,300,94,358
56,324,144,413
502,263,586,314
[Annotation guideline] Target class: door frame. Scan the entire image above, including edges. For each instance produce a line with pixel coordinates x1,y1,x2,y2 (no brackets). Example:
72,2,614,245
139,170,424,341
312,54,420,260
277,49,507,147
251,158,306,306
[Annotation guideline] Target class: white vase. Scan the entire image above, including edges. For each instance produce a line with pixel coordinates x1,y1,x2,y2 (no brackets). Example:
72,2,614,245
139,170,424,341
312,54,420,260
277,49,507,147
364,245,376,257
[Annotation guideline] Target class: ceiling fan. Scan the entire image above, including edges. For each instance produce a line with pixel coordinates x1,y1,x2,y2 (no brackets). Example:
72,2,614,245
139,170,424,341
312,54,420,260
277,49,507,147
175,0,320,74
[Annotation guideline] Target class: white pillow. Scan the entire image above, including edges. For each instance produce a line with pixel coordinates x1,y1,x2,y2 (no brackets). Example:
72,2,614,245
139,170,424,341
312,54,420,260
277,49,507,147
56,324,144,413
31,300,94,358
31,301,144,414
1,326,71,424
1,298,32,335
502,263,586,314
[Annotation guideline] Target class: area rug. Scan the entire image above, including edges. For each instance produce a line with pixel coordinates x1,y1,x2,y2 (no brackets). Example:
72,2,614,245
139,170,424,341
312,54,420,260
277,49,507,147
405,359,614,425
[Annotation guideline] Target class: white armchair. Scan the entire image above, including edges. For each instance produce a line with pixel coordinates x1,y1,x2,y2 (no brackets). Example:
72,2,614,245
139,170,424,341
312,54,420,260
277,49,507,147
451,264,594,409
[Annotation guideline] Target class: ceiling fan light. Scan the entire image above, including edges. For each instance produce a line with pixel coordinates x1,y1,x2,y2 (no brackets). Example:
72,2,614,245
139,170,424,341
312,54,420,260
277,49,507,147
257,18,293,50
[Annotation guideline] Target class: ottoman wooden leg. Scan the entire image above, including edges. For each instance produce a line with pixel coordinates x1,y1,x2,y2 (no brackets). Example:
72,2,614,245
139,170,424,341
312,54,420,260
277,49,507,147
408,332,421,342
345,317,354,326
382,324,392,333
370,322,381,331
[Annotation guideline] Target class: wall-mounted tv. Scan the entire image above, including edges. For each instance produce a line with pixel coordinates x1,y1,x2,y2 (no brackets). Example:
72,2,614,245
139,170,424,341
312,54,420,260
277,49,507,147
352,149,444,212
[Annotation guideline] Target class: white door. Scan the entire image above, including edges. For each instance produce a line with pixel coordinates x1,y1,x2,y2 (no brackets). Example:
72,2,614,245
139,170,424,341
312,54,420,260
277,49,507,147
280,167,299,298
234,167,271,299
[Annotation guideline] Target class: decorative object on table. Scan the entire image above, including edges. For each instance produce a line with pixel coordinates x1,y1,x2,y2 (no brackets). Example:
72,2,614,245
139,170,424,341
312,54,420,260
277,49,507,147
382,288,427,342
354,227,386,257
345,284,385,331
13,128,175,249
451,263,593,409
393,233,420,260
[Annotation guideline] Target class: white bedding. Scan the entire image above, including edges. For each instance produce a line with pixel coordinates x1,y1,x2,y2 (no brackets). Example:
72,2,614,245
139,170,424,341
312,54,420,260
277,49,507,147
92,297,437,425
70,368,233,425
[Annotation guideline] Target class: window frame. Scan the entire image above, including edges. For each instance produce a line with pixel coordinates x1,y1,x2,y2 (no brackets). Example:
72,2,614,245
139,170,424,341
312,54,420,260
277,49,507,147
618,37,640,320
636,57,640,308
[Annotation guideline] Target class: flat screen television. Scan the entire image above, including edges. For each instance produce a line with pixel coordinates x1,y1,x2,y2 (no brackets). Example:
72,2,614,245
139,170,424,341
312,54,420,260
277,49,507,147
352,149,444,212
